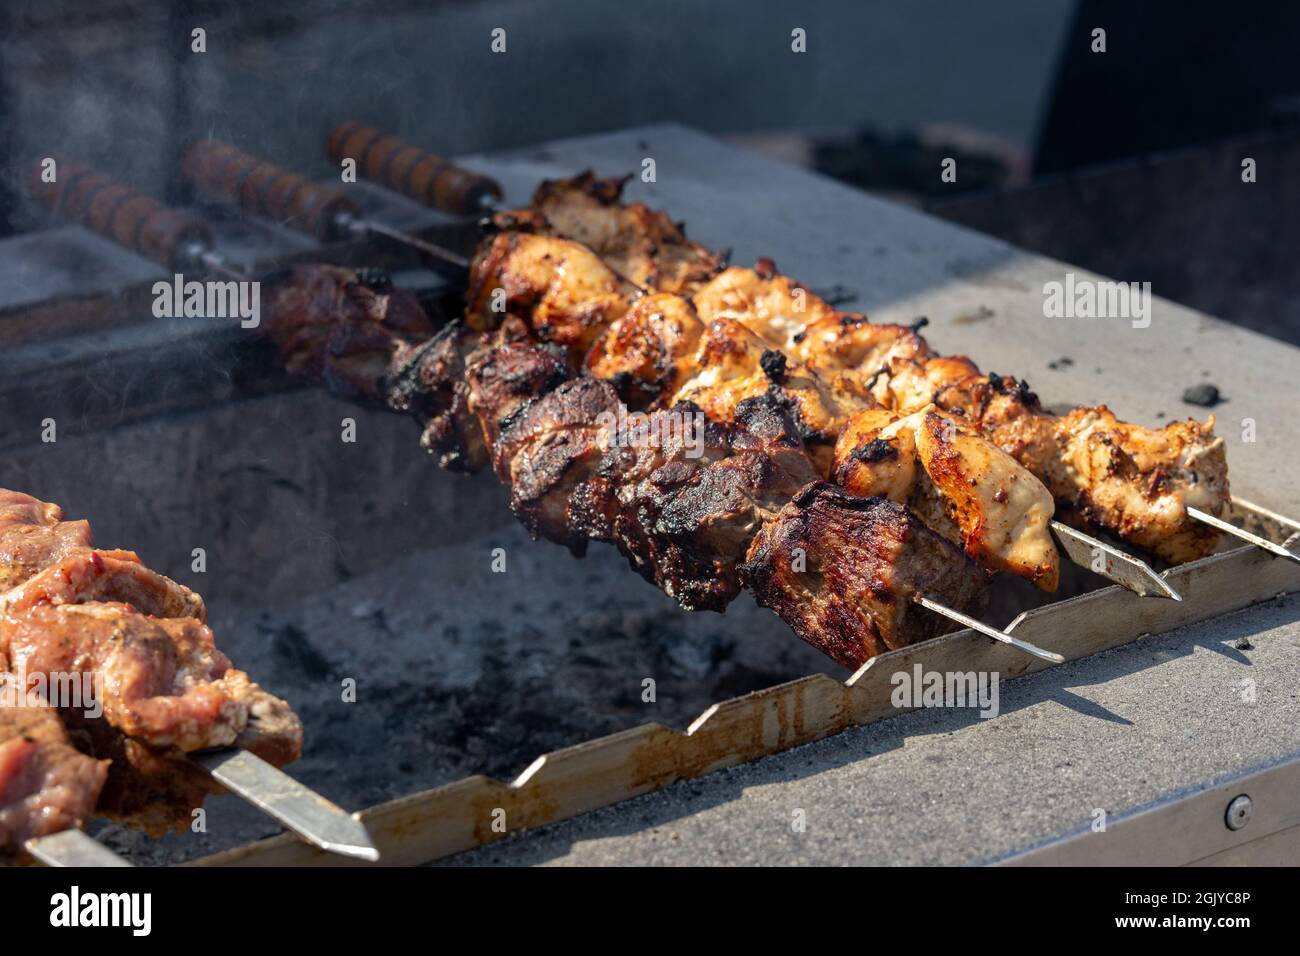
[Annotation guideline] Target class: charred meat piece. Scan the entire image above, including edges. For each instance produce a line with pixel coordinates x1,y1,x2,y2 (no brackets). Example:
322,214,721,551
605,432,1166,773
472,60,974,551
384,322,494,472
491,376,624,552
575,395,821,611
741,483,989,670
670,317,860,475
0,706,108,854
261,263,436,403
464,339,573,473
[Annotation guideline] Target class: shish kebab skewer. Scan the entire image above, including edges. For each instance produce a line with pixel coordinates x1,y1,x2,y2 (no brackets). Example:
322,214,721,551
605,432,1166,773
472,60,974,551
13,162,386,861
0,489,379,865
170,149,1066,662
459,176,1234,567
259,265,1057,665
180,145,1177,600
236,128,1226,579
344,140,1251,572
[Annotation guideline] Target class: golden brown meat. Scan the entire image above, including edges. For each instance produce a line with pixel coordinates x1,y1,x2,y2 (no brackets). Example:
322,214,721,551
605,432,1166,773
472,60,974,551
495,171,724,294
670,317,861,474
464,231,634,356
0,491,93,593
585,292,704,408
708,265,1228,564
693,261,839,351
834,408,1059,590
741,483,990,670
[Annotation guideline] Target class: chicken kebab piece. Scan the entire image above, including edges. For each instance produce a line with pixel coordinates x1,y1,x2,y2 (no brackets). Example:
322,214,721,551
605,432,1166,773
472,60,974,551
261,264,1062,671
0,489,303,856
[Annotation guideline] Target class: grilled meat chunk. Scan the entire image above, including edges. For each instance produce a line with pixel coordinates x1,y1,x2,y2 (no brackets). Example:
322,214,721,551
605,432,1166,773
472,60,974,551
492,376,623,551
834,408,1060,590
495,171,724,294
0,490,92,593
931,378,1228,563
693,262,839,351
741,483,990,670
1,601,301,755
385,322,495,472
0,549,205,621
465,231,633,356
575,395,821,611
0,490,303,836
261,263,436,403
0,706,108,854
585,292,705,409
670,317,860,474
465,339,573,473
717,268,1229,565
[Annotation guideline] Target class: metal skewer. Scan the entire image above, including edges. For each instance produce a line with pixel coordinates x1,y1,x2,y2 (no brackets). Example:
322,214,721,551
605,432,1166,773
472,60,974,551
1188,506,1300,565
334,212,469,270
914,594,1065,664
181,139,471,277
192,749,379,862
25,829,134,867
1051,521,1182,600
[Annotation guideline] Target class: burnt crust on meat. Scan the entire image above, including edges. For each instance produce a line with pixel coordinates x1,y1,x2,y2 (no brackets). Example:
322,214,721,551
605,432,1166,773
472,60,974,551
741,482,989,670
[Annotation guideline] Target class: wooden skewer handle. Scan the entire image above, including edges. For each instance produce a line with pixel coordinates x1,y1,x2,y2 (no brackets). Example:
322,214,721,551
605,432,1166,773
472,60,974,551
182,139,359,241
326,121,502,215
29,156,212,270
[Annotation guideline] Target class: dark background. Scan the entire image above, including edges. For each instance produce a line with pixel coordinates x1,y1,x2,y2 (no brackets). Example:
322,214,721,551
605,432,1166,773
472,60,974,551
1,0,1298,340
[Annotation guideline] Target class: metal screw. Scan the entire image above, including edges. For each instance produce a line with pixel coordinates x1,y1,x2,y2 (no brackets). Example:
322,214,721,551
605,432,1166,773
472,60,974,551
1225,794,1253,831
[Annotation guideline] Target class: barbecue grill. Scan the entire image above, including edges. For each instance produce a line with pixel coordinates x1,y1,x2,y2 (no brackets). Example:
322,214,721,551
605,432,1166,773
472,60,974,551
2,125,1297,866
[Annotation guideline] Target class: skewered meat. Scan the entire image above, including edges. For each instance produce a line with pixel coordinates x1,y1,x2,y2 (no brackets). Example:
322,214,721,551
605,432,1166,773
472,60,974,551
260,252,1055,597
834,407,1060,590
585,292,704,408
1,549,206,621
574,395,822,611
492,171,724,294
0,705,108,853
260,263,436,404
726,266,1229,564
2,602,276,752
669,315,859,474
0,490,92,593
488,176,1230,564
465,230,634,356
0,490,303,837
741,483,989,670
